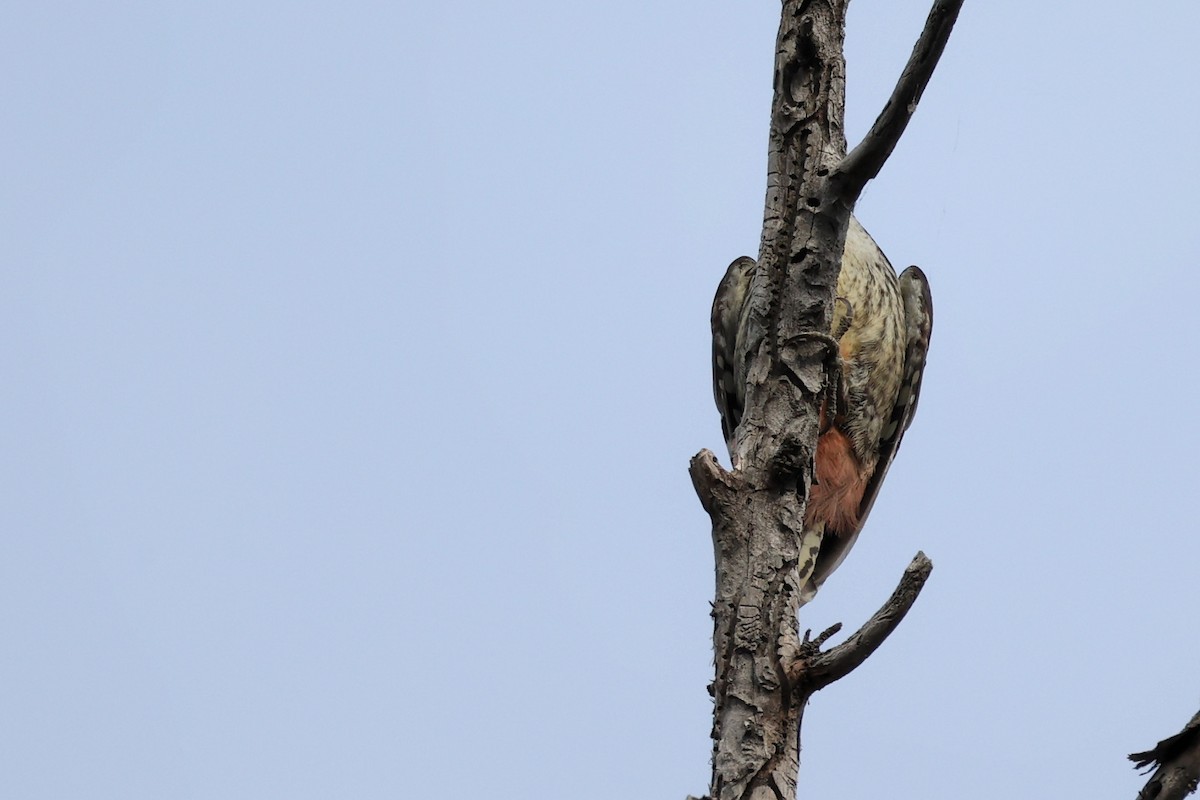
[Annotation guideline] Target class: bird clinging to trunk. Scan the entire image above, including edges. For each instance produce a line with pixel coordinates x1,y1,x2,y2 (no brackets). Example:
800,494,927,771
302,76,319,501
711,217,932,599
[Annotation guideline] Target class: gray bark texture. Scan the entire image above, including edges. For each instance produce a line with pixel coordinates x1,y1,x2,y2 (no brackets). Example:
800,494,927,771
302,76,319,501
688,2,963,799
1132,711,1200,800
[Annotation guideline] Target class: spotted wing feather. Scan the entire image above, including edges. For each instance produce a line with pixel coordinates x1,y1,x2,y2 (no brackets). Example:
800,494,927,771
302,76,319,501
853,265,933,535
711,255,756,458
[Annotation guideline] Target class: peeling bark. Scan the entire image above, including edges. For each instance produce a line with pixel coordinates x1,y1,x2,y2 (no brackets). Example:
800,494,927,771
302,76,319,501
690,2,963,798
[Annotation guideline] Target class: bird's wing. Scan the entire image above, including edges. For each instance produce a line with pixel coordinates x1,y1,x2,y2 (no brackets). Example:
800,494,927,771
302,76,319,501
855,264,934,531
711,256,756,459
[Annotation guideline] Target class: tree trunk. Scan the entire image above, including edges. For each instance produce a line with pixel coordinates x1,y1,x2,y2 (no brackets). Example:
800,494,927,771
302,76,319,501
690,2,963,798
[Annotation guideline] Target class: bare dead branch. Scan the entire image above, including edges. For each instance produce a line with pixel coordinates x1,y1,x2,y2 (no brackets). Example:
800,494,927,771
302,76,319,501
785,552,933,688
689,449,733,516
1132,711,1200,800
833,0,965,202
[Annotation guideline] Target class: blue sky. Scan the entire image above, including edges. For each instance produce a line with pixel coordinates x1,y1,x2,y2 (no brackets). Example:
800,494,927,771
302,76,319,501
4,1,1200,797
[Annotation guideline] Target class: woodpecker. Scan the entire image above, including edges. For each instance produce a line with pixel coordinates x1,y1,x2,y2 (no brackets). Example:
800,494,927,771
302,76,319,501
711,216,932,598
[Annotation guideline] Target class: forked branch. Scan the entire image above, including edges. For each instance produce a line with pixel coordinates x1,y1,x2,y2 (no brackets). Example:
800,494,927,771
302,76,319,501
690,1,961,798
834,0,965,202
